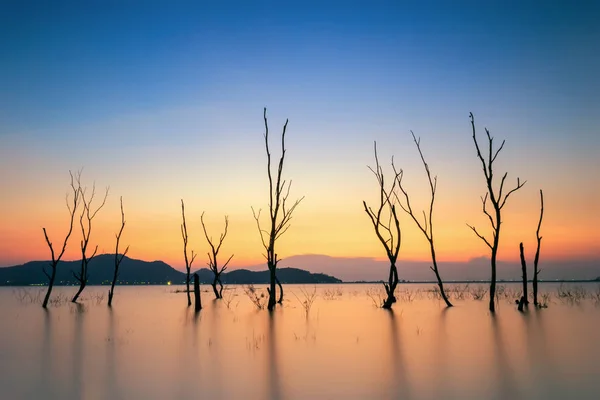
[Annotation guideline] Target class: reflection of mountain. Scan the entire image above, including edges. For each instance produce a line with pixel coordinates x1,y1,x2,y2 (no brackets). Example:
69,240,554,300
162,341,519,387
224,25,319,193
0,254,341,285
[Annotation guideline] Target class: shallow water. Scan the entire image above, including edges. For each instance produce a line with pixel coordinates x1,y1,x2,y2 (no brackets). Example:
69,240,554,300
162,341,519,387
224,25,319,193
1,283,599,400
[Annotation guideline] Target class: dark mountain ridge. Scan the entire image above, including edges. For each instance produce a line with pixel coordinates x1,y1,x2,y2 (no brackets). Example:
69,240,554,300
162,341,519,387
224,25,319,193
0,254,342,286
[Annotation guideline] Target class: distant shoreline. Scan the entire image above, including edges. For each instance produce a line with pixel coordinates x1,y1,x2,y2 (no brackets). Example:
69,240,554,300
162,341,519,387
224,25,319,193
3,279,599,287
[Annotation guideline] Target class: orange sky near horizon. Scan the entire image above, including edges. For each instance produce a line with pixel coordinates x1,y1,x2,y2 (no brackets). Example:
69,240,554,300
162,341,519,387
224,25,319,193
1,151,598,271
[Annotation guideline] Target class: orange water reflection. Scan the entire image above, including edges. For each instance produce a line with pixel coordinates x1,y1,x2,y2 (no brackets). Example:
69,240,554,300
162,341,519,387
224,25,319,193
1,284,600,399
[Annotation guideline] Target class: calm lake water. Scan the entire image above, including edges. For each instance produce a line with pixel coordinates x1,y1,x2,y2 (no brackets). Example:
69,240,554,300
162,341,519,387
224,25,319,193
1,283,599,400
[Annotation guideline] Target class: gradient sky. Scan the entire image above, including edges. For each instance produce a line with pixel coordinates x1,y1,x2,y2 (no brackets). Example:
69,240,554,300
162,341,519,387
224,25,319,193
1,1,599,271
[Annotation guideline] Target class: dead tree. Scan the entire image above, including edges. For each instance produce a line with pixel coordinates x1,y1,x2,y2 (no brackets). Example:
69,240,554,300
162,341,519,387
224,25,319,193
533,190,544,306
72,176,109,303
363,142,401,309
108,197,129,307
41,171,81,308
194,273,201,312
201,212,234,299
181,199,197,306
252,107,304,311
519,242,528,305
395,132,453,307
467,113,526,313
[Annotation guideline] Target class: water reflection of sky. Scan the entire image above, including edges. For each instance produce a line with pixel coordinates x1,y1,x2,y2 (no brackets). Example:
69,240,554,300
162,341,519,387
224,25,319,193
1,284,600,400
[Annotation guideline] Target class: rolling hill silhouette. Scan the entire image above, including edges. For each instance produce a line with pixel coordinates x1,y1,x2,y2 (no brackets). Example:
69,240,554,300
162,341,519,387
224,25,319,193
0,254,341,286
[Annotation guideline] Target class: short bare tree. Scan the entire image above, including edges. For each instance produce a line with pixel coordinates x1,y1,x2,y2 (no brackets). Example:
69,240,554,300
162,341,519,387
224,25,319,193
201,212,234,299
519,242,528,307
108,197,129,307
395,132,453,307
41,171,81,308
363,142,401,309
72,175,109,303
252,107,304,311
181,199,197,306
533,189,544,307
467,113,525,312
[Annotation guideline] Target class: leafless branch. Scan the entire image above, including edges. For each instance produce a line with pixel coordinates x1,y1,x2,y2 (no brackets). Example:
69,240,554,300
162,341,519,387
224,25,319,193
466,223,493,249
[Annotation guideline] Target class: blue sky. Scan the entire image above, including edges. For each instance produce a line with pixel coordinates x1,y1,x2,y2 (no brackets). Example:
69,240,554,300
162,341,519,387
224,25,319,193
2,0,598,133
0,1,598,268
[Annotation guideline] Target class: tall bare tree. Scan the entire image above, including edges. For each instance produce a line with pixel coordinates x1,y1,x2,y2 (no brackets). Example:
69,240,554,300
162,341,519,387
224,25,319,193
467,113,526,312
363,142,401,309
181,199,197,306
252,107,304,311
201,212,234,299
395,132,453,307
108,197,129,307
72,176,109,303
41,171,81,308
533,189,544,307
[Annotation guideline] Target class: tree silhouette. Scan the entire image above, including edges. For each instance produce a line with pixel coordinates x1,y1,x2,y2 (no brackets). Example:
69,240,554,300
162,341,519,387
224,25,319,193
108,196,129,307
201,212,234,299
519,242,528,308
467,113,525,312
181,199,197,306
395,132,453,307
252,107,304,311
41,171,81,308
71,174,109,303
363,142,401,309
533,190,544,307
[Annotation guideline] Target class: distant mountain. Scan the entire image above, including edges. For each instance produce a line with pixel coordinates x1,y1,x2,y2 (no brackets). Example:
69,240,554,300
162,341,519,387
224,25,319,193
0,255,341,286
222,268,341,284
262,254,600,282
0,254,186,286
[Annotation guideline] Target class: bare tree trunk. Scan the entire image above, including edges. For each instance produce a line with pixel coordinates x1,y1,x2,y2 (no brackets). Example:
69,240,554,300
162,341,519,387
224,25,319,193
276,275,284,304
533,190,544,307
490,247,498,312
431,244,452,307
532,270,539,307
218,276,224,298
517,296,526,312
382,265,399,309
211,277,220,299
42,266,57,308
186,278,191,306
431,255,452,306
72,281,86,303
519,242,529,305
194,273,201,312
108,284,115,306
267,263,277,311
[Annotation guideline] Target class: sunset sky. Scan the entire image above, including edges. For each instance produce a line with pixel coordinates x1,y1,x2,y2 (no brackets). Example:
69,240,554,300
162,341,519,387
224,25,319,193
1,1,598,273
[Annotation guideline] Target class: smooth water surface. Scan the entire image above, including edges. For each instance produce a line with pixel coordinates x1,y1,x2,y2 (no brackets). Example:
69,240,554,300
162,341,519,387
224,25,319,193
1,283,599,399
